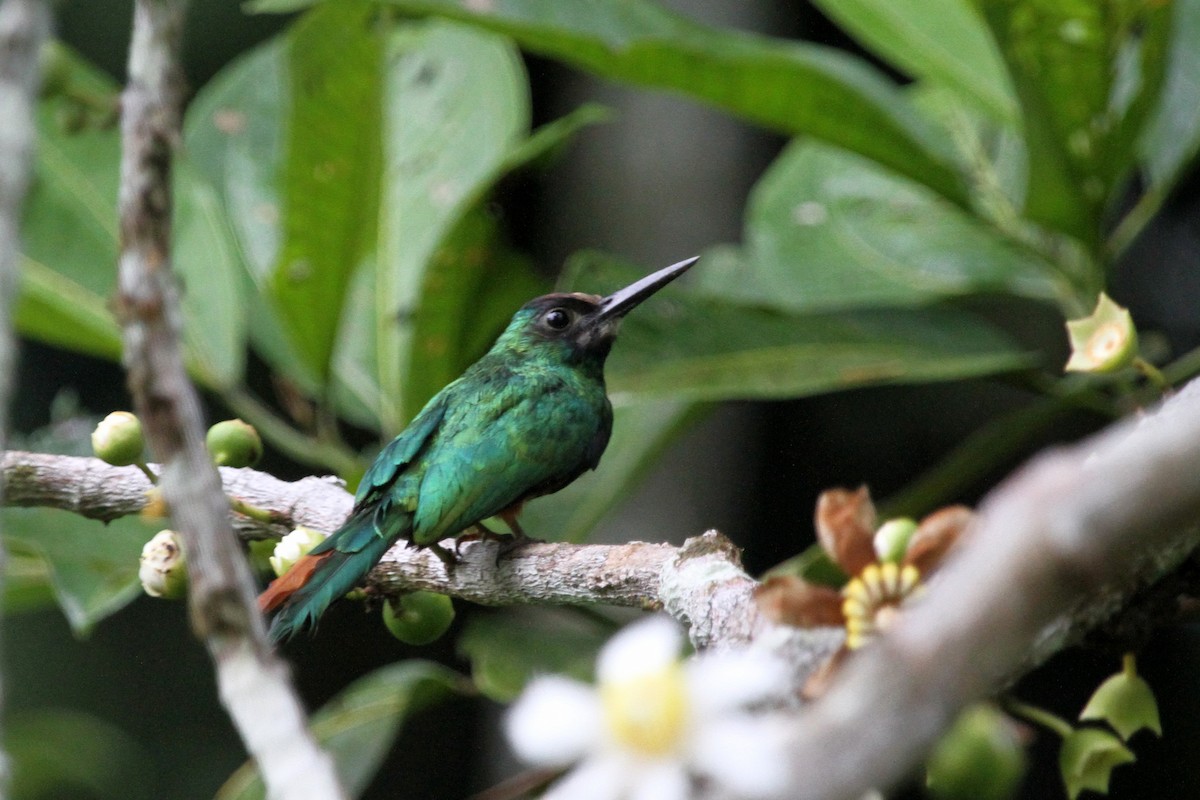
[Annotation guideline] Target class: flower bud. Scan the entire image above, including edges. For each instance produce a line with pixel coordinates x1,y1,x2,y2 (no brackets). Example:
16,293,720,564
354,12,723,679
873,518,917,563
1079,663,1161,741
1059,727,1135,799
206,419,263,467
382,591,455,645
92,411,145,467
269,526,326,577
1065,294,1138,374
139,529,187,599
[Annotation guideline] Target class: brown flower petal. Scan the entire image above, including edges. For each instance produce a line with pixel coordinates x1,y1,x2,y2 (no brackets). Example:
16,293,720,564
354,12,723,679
904,505,974,575
815,486,878,576
756,575,845,628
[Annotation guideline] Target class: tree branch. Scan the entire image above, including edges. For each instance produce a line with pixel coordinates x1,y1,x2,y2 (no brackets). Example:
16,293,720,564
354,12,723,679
781,379,1200,800
113,2,343,797
0,0,50,791
7,376,1200,798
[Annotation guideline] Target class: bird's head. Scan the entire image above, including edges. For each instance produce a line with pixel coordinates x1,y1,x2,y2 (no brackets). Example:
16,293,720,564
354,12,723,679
496,257,698,364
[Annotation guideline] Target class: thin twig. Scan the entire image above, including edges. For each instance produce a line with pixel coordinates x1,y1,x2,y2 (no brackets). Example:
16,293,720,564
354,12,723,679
113,2,343,798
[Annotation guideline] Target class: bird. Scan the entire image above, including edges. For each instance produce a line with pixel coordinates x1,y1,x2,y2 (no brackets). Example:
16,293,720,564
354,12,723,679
258,256,698,641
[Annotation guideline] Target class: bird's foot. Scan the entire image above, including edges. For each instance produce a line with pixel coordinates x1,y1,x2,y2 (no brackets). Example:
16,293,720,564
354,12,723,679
426,542,459,573
494,530,545,564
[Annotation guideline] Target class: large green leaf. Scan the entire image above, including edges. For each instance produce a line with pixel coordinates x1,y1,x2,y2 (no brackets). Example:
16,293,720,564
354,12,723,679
271,0,384,383
370,21,528,433
253,0,970,208
980,0,1171,245
20,44,249,387
188,18,554,436
695,139,1063,313
570,255,1034,404
216,661,464,800
400,105,603,414
458,608,611,702
2,508,156,635
811,0,1016,122
1139,0,1200,191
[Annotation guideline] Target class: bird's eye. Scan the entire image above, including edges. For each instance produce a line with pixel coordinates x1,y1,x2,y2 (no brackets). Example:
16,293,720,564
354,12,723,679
544,308,572,330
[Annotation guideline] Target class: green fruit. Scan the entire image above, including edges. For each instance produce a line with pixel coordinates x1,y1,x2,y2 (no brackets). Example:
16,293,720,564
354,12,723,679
383,592,455,645
206,419,263,467
92,411,145,467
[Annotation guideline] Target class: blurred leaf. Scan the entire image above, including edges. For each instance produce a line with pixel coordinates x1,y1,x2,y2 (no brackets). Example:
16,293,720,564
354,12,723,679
695,139,1063,312
217,660,463,800
1139,0,1200,190
304,0,980,207
15,256,122,361
22,44,249,386
6,709,154,800
2,508,154,635
519,399,701,543
1059,726,1135,800
174,157,249,389
811,0,1016,122
980,0,1171,245
271,0,383,383
370,21,528,433
2,543,57,614
458,608,610,701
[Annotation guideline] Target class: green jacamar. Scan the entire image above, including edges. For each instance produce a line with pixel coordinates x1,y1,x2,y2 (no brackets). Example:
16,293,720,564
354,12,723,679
259,256,698,641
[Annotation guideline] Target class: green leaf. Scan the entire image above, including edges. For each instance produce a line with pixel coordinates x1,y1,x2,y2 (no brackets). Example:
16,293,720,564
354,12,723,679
15,256,122,360
6,709,154,800
346,0,972,207
811,0,1016,122
217,661,464,800
980,0,1172,245
1,508,154,635
567,256,1034,404
370,21,529,433
270,0,384,383
458,608,610,701
695,139,1063,312
1080,666,1162,741
184,38,321,394
401,205,547,417
1059,726,1135,800
174,156,250,389
22,43,249,385
1139,0,1200,190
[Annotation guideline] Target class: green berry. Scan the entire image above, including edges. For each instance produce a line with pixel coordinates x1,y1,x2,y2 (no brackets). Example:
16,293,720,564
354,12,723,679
206,419,263,467
382,592,455,645
92,411,145,467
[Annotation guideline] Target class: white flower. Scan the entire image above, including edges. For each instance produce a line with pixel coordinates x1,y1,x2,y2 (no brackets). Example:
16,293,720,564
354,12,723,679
505,616,792,800
269,526,326,577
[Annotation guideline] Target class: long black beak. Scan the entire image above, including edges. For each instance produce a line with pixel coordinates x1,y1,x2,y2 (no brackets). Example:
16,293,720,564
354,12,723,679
595,256,698,321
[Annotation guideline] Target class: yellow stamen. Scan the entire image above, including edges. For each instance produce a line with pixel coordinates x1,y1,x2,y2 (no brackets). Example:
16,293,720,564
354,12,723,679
600,663,689,756
841,562,923,650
